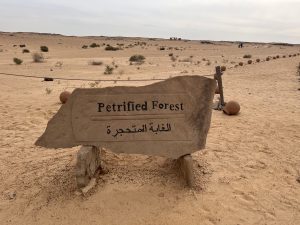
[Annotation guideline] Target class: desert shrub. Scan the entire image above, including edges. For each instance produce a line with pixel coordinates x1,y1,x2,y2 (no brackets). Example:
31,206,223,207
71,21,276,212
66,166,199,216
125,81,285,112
89,60,103,66
55,61,63,68
283,55,286,58
273,56,276,59
159,47,165,50
238,62,243,66
276,55,280,58
243,54,252,58
289,55,292,57
201,41,214,44
168,53,173,57
82,45,88,49
179,58,192,63
104,65,114,74
105,45,119,51
19,44,26,48
170,55,177,62
32,52,44,62
13,57,23,65
293,54,297,57
266,57,270,61
22,49,30,53
90,43,100,48
206,61,211,66
248,60,252,64
221,66,226,71
40,46,49,52
129,55,145,63
256,58,260,62
45,87,52,94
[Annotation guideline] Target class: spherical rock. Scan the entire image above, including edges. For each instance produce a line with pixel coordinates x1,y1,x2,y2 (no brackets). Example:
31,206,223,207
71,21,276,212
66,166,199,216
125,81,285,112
220,66,226,72
59,91,71,104
223,101,240,115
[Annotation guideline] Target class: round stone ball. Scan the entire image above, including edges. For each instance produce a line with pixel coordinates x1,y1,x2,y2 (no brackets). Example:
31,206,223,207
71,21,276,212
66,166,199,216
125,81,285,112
220,66,226,72
223,101,240,115
59,91,71,104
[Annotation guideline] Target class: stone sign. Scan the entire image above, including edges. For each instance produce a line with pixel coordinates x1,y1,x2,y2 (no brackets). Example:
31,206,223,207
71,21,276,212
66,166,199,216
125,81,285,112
35,76,216,159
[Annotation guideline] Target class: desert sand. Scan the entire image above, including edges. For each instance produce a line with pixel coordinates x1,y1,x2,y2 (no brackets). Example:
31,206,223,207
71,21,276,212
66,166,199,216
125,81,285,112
0,32,299,225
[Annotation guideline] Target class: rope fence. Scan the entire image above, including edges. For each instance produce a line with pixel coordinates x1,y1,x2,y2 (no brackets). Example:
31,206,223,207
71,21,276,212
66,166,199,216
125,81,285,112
0,72,215,82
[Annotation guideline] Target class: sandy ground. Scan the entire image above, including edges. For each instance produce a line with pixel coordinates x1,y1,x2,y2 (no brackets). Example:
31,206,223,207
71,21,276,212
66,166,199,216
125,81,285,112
0,33,300,225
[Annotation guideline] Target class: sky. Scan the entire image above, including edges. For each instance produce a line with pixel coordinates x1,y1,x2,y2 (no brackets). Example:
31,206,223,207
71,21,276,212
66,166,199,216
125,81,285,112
0,0,299,43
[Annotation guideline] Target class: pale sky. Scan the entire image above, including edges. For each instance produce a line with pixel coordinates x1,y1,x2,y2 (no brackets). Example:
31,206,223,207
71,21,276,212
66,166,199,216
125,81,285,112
1,0,299,43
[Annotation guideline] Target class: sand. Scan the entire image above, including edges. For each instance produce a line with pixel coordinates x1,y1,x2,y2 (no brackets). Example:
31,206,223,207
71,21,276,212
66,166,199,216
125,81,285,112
0,32,299,225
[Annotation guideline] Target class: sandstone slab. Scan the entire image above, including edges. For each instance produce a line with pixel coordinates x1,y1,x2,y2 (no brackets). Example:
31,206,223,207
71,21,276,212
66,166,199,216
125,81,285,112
35,76,216,159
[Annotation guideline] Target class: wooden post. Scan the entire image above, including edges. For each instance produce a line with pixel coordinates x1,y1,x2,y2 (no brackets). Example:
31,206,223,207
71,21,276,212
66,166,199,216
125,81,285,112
178,154,194,187
215,66,225,109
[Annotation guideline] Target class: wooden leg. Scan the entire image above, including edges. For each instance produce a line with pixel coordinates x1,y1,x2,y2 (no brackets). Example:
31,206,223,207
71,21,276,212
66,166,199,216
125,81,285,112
75,145,100,188
178,154,194,187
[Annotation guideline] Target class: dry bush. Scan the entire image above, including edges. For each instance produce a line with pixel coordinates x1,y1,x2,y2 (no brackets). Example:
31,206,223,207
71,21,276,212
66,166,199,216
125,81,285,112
105,45,120,51
283,55,286,58
273,56,276,59
170,55,176,62
179,58,192,63
221,66,226,71
32,52,44,62
82,45,88,49
45,87,52,94
206,61,211,66
90,43,100,48
19,44,26,48
276,55,280,58
40,46,49,52
159,47,165,50
129,55,145,63
266,57,270,61
243,54,252,58
256,59,260,63
55,61,63,68
104,65,114,74
22,49,30,53
89,60,103,66
239,62,243,66
13,57,23,65
248,60,252,64
289,55,292,57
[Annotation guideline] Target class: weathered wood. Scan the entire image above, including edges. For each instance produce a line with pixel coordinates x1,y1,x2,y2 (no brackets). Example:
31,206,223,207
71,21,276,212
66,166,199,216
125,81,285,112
75,145,100,188
215,66,225,109
178,154,194,187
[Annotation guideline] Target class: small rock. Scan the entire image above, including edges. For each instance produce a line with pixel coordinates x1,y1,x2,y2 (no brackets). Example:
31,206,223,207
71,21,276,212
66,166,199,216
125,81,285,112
297,177,300,183
5,191,16,200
